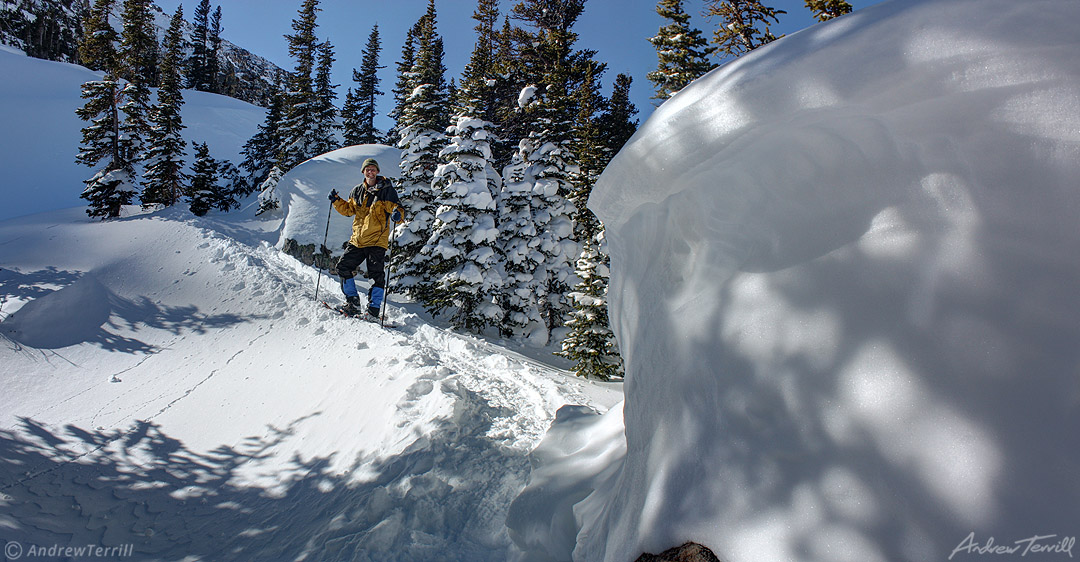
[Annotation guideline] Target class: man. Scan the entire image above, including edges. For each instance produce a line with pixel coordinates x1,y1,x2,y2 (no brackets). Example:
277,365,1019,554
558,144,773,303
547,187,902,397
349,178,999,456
328,158,404,317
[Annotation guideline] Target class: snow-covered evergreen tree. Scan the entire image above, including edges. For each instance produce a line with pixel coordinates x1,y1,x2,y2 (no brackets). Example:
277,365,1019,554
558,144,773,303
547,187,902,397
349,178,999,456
497,136,545,338
458,0,501,121
208,6,223,92
559,71,637,380
187,141,228,216
648,0,716,100
310,40,339,156
76,78,138,220
77,0,118,72
558,230,622,380
141,5,187,208
277,0,321,171
115,0,156,188
238,82,284,195
188,0,212,90
706,0,786,59
805,0,852,22
393,0,451,300
255,165,285,215
507,0,593,341
75,0,136,220
342,24,384,146
387,22,419,148
418,116,503,332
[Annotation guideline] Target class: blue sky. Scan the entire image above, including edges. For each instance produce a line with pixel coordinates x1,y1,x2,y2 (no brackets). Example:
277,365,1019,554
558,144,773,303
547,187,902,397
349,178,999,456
152,0,884,130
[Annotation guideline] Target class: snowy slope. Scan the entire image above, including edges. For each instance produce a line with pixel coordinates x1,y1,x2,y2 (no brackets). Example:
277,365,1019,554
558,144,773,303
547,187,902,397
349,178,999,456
0,49,620,560
0,46,263,222
0,203,619,561
509,0,1080,561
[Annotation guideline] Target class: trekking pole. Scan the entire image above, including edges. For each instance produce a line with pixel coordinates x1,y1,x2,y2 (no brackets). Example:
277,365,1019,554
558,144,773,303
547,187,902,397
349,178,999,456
380,216,398,327
314,199,334,302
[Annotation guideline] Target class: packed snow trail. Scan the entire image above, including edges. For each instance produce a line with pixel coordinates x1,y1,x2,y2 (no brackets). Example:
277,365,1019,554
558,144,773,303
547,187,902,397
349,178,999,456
0,207,619,561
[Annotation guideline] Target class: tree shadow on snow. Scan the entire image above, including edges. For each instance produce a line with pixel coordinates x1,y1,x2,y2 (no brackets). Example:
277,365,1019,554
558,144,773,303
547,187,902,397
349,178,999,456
0,385,526,561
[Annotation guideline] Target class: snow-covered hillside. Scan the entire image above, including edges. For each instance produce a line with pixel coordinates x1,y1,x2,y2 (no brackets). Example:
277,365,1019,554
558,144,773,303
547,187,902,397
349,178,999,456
511,0,1080,561
0,46,263,222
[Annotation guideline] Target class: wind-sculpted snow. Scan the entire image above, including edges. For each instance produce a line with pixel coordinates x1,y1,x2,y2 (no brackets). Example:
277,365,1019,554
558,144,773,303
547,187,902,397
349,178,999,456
268,144,403,252
512,0,1080,561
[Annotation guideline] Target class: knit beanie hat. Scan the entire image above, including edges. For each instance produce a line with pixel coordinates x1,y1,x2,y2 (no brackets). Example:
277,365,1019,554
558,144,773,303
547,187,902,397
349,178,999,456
361,158,380,172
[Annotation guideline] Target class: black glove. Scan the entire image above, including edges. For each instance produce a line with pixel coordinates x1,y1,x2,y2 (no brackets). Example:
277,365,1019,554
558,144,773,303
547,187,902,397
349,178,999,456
328,189,340,202
391,209,403,223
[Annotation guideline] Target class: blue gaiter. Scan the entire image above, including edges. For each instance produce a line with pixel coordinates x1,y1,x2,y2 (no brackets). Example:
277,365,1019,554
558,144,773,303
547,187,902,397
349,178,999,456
369,286,385,309
341,277,359,298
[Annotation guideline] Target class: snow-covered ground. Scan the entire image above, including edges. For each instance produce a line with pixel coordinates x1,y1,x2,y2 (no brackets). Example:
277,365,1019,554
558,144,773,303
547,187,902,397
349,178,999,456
0,46,619,561
0,204,619,561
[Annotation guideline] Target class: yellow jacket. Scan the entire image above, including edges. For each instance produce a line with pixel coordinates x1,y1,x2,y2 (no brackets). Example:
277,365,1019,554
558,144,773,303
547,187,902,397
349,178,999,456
333,176,404,249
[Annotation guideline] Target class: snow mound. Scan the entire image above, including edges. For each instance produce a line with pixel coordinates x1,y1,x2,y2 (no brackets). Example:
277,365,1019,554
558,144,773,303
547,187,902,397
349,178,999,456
514,0,1080,561
266,144,402,251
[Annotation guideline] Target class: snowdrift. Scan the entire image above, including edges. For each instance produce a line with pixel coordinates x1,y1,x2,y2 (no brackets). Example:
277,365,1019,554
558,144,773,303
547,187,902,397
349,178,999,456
513,0,1080,561
262,144,403,256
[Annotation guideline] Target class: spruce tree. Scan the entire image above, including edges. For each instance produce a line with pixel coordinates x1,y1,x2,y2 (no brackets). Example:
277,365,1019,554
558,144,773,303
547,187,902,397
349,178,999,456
393,0,452,301
76,78,138,220
118,0,158,86
599,74,639,154
505,0,592,341
278,0,321,171
648,0,716,100
239,81,285,194
457,0,501,121
116,0,157,181
188,0,211,90
342,25,384,146
489,17,530,165
419,116,503,332
310,40,340,156
558,231,622,380
142,6,188,209
386,22,419,147
75,0,133,219
559,73,637,380
208,6,224,92
416,0,506,332
496,138,544,337
705,0,786,59
805,0,852,22
188,141,224,216
77,0,118,72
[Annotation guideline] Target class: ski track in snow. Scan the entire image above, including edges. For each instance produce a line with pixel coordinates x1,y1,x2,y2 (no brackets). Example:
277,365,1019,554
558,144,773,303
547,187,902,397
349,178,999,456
0,211,613,561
